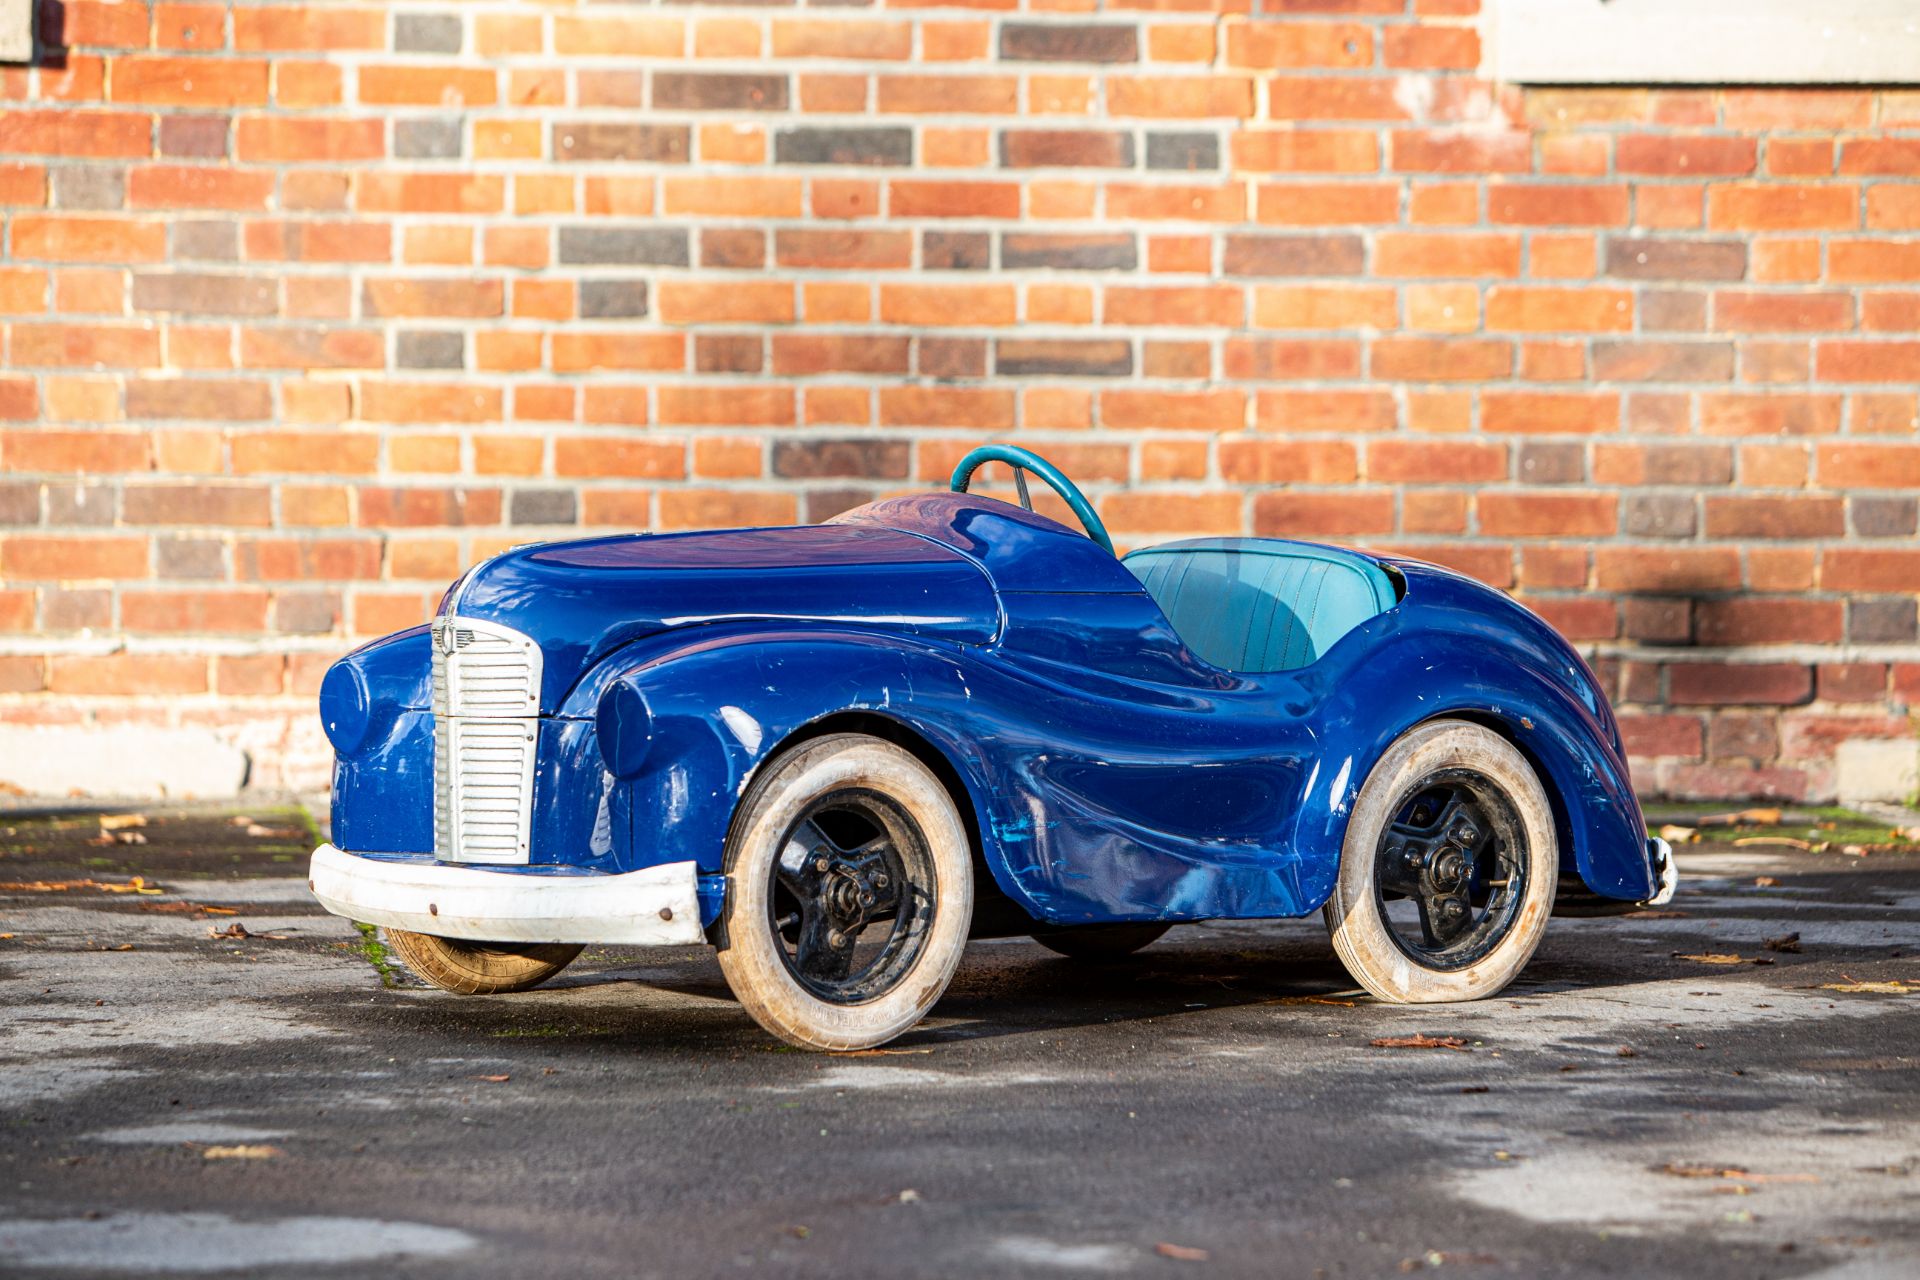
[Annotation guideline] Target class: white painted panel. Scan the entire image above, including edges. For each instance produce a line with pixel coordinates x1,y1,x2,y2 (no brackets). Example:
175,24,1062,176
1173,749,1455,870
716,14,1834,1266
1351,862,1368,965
1495,0,1920,85
0,0,29,64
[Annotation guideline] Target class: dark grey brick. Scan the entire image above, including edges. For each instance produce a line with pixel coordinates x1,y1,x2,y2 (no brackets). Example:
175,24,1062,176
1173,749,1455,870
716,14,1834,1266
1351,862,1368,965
1146,132,1218,172
1000,23,1138,63
510,489,577,526
579,280,649,319
1002,232,1136,272
996,339,1132,378
157,537,227,580
1624,493,1696,539
52,166,124,210
917,338,985,380
1605,237,1747,281
653,72,788,112
45,483,116,527
395,119,462,160
132,273,276,316
1223,234,1365,277
924,231,990,271
1517,442,1584,485
1849,597,1918,643
554,123,690,164
44,589,110,630
395,13,462,54
274,592,340,635
774,127,913,167
1854,495,1917,537
173,221,237,262
803,488,876,524
557,226,690,267
773,440,910,481
0,481,40,525
396,331,465,370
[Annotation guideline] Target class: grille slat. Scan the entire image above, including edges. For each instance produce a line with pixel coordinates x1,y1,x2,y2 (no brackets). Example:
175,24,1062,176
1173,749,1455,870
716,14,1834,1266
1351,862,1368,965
430,615,541,865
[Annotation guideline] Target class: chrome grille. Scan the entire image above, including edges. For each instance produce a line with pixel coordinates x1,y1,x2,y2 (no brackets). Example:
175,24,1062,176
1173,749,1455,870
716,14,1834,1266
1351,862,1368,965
431,616,541,864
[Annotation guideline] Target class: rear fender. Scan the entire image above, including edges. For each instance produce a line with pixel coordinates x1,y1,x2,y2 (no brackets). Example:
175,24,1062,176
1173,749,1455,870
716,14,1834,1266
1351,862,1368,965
1289,628,1653,906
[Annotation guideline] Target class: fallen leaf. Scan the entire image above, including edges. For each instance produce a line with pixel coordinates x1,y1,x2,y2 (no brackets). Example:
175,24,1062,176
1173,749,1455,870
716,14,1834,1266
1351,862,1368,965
1674,953,1747,965
1662,1163,1747,1179
1155,1243,1209,1262
1630,910,1689,919
202,1145,281,1160
473,1074,511,1083
1658,824,1698,844
1264,995,1359,1008
1755,877,1781,888
1,877,162,895
1700,808,1782,828
207,923,292,941
1821,980,1913,995
244,823,295,839
1735,836,1812,851
1616,1046,1637,1058
98,814,148,831
838,1048,935,1057
1763,932,1802,953
1371,1035,1470,1051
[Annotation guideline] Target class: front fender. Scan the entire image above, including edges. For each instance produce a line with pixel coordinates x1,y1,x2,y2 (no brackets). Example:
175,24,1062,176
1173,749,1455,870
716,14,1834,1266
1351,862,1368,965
565,627,1017,891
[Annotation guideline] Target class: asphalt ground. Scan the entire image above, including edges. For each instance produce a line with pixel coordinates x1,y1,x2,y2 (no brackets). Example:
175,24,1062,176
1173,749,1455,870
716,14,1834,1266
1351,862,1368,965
1,806,1917,1279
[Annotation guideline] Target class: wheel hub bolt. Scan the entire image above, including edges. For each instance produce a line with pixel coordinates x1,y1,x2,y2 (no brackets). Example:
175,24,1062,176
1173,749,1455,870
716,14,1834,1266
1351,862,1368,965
873,873,889,890
859,889,875,907
815,856,832,873
827,929,847,948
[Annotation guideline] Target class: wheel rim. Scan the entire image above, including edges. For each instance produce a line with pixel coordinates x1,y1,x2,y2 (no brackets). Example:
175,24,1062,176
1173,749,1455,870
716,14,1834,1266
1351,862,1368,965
766,788,937,1004
1372,767,1530,972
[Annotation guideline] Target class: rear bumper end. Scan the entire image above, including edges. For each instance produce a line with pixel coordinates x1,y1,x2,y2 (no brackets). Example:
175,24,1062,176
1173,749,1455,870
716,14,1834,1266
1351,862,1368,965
308,844,705,946
1641,836,1678,908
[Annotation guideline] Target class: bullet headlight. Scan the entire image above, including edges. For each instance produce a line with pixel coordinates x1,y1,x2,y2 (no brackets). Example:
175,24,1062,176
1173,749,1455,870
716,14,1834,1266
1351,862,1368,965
319,660,372,756
595,679,654,779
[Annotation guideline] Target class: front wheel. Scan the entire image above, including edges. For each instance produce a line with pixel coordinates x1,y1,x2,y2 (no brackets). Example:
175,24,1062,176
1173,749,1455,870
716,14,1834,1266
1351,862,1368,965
385,931,583,995
716,733,973,1051
1323,719,1557,1003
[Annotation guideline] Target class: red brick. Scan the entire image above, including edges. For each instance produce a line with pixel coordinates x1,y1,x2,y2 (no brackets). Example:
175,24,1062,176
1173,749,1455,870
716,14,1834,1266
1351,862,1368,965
1487,184,1628,227
1713,291,1851,333
1823,549,1920,593
49,653,207,696
1595,548,1741,593
1816,443,1920,490
111,58,270,107
1615,135,1755,177
1706,184,1859,232
1485,286,1631,332
1372,338,1512,381
1619,713,1703,759
0,111,151,158
1816,341,1920,383
1366,440,1506,483
1818,663,1888,704
1252,491,1395,537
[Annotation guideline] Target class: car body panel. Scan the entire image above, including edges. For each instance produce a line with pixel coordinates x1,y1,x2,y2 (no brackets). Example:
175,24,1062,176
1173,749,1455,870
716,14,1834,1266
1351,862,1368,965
323,491,1658,931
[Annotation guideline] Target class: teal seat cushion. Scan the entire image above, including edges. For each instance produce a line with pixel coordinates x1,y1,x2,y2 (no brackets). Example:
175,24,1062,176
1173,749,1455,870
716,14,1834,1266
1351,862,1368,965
1123,538,1397,673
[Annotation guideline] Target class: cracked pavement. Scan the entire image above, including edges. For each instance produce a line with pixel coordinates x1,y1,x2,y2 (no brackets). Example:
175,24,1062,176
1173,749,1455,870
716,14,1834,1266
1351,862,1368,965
2,808,1917,1278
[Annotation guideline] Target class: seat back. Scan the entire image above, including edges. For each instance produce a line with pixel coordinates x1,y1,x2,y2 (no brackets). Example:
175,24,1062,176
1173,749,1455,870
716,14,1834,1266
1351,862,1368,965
1123,538,1397,673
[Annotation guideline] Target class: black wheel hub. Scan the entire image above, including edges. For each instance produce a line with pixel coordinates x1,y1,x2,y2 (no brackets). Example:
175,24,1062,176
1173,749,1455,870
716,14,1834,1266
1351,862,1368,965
768,790,933,1004
1374,768,1528,970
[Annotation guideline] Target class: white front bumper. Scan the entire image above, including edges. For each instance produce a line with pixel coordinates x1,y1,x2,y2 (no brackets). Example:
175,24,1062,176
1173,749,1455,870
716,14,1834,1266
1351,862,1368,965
1643,836,1679,907
308,844,705,946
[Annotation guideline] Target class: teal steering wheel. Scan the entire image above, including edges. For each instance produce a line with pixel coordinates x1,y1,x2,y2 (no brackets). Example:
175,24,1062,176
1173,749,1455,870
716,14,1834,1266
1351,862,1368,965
949,444,1114,556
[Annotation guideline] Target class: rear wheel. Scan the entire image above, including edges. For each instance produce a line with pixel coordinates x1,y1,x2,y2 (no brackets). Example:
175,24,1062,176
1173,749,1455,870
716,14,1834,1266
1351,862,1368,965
716,734,973,1051
1030,923,1169,961
386,930,582,995
1323,719,1557,1004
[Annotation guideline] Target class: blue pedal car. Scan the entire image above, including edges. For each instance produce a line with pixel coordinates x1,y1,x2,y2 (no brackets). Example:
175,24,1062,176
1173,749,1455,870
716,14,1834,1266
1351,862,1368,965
310,444,1674,1049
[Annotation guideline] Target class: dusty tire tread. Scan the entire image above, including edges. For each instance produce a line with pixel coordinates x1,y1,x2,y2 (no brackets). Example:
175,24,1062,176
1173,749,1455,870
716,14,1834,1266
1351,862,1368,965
387,929,583,995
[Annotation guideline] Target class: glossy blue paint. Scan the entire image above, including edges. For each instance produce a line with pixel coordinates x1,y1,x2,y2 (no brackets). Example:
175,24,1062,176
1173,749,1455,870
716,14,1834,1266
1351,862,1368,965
949,442,1115,556
324,481,1661,934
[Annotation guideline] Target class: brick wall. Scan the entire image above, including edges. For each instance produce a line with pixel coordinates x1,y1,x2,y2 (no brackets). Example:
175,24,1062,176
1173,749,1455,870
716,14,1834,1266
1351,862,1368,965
0,0,1915,799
